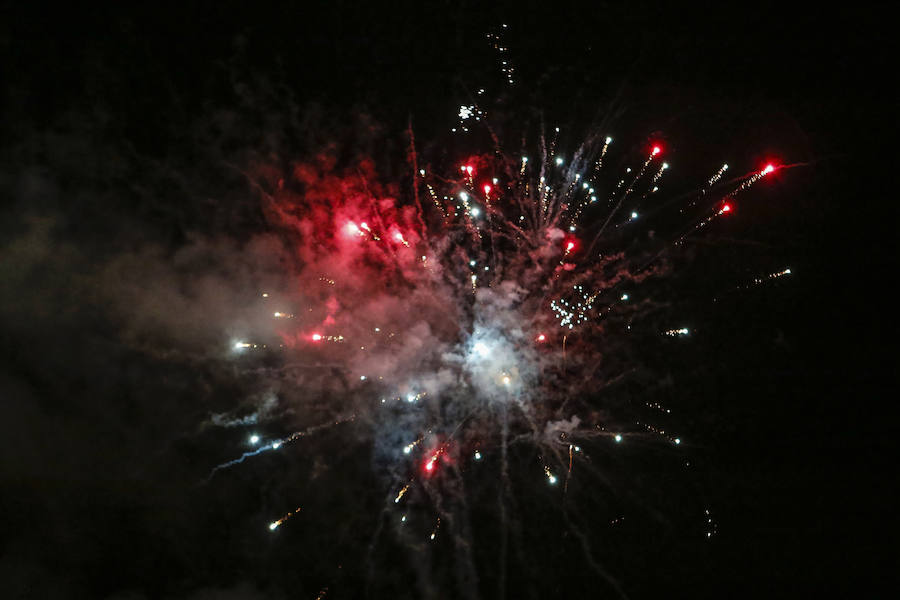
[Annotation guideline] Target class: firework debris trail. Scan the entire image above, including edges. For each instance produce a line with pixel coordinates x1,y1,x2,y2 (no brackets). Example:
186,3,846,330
205,414,356,482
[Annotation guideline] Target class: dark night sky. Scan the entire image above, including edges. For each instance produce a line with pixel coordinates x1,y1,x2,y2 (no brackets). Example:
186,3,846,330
1,2,894,598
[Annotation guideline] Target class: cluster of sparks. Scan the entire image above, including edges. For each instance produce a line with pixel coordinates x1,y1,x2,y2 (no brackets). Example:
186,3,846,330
550,285,595,329
486,24,515,85
202,24,792,596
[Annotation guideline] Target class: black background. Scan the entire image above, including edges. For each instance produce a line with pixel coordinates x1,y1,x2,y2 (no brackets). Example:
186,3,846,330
1,2,894,598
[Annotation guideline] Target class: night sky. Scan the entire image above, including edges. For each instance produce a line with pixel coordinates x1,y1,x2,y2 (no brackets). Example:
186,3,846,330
1,3,893,599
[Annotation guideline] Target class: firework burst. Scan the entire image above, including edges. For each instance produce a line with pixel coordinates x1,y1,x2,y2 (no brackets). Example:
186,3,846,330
201,28,790,599
206,119,786,594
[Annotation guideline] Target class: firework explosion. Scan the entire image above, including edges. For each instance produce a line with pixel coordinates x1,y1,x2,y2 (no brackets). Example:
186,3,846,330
199,56,789,594
6,3,891,596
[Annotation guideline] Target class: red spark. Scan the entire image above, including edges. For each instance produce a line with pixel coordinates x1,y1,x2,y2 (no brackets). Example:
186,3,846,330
761,163,775,176
651,145,662,156
722,204,732,213
422,447,449,475
483,184,492,195
311,333,322,341
537,333,546,342
423,453,442,474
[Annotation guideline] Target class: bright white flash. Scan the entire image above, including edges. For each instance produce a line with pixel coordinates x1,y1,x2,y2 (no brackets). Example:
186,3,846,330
465,329,527,396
